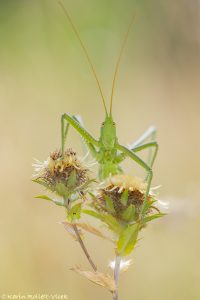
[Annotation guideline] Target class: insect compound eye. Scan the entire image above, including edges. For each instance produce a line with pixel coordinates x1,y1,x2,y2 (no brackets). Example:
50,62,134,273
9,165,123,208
102,122,105,126
113,122,116,126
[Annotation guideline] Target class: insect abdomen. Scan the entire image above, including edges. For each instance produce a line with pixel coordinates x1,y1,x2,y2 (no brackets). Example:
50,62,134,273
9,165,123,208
99,162,122,180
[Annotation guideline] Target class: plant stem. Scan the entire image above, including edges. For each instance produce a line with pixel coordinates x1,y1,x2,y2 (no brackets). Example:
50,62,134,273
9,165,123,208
113,255,121,300
64,198,97,272
73,223,97,272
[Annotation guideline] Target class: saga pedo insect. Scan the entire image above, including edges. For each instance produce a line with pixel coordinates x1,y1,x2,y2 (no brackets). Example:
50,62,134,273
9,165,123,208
58,2,158,213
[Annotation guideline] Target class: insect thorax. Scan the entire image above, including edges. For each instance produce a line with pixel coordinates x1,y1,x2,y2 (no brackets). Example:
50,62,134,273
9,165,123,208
100,116,117,150
97,147,122,180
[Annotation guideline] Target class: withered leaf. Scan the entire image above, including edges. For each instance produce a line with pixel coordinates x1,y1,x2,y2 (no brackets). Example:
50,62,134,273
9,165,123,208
62,221,113,242
62,222,83,241
71,267,116,292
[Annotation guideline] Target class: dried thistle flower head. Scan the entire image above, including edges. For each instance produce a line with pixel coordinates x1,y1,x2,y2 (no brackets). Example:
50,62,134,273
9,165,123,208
83,174,164,257
33,149,92,199
93,174,155,223
108,174,147,192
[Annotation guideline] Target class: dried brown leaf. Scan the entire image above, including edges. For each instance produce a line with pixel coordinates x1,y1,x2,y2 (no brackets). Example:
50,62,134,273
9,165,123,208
62,221,113,242
71,267,116,292
62,222,83,241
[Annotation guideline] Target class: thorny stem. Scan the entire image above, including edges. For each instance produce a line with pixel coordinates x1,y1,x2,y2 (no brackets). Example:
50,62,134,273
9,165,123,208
73,223,97,272
113,255,121,300
64,197,97,272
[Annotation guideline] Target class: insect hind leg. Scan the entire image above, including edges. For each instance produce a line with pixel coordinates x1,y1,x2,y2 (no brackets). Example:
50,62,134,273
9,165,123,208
129,126,157,167
129,126,156,148
116,143,153,215
132,141,158,169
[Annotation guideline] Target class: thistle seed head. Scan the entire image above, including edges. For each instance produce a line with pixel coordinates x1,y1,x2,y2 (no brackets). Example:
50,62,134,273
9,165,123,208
108,174,147,192
33,149,91,198
93,174,153,223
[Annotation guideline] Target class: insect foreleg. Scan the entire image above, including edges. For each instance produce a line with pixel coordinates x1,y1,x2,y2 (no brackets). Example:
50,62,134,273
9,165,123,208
61,113,99,155
72,114,85,128
61,115,83,154
72,115,99,160
62,114,99,145
116,143,153,215
71,115,89,157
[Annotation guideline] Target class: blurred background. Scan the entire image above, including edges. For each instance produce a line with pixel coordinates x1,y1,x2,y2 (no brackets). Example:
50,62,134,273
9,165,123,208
1,0,200,299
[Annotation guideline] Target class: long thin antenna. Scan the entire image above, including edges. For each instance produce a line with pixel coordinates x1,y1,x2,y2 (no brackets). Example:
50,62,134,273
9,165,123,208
109,12,136,115
58,1,108,115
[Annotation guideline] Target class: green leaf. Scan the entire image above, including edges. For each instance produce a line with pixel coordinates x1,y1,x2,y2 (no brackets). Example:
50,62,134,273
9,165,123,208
103,214,122,234
117,223,139,256
82,209,103,220
55,183,69,197
32,179,53,191
121,204,136,222
35,195,53,201
67,170,77,189
141,198,156,215
53,199,65,206
143,213,166,223
35,195,65,206
120,189,129,206
68,203,82,221
104,195,115,214
83,209,122,234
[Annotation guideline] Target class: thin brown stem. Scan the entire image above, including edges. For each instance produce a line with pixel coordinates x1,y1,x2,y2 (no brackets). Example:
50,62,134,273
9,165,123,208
64,198,97,272
73,223,97,272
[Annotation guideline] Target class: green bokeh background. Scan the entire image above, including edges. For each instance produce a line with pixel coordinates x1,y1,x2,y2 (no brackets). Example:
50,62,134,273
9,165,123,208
1,0,200,299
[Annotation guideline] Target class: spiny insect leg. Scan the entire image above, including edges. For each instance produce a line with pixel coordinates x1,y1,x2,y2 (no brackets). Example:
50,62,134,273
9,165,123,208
61,113,99,154
129,126,157,168
72,115,89,157
61,115,79,154
132,141,158,168
72,115,99,160
116,143,153,214
115,141,158,168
